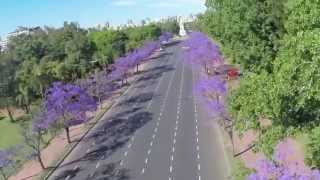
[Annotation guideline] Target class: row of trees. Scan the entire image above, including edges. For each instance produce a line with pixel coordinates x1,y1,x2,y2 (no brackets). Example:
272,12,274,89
0,17,179,122
0,18,177,179
198,0,320,178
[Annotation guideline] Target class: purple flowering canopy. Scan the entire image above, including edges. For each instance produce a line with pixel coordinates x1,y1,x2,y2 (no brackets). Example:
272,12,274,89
110,40,160,80
248,141,320,180
0,150,11,169
182,32,224,69
110,57,131,81
45,82,97,127
193,76,227,118
32,105,51,132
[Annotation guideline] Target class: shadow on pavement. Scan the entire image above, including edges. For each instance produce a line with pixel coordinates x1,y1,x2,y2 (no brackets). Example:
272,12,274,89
135,64,174,83
52,167,81,180
51,53,173,179
117,92,153,107
52,108,153,179
87,162,130,180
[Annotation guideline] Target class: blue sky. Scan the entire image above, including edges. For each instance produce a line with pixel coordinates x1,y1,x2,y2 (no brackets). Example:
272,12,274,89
0,0,206,38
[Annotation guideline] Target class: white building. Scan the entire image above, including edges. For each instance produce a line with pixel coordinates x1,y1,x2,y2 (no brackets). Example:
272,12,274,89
0,39,8,52
0,26,40,52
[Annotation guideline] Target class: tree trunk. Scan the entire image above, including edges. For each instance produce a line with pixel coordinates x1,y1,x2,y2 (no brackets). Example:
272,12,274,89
24,104,30,114
204,63,207,73
37,152,46,170
136,64,139,73
6,105,14,122
0,168,7,180
65,127,71,143
99,97,102,109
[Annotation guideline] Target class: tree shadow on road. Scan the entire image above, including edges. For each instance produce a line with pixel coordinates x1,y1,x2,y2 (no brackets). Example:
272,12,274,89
86,161,130,180
53,109,153,178
135,64,174,83
51,166,81,180
117,92,153,107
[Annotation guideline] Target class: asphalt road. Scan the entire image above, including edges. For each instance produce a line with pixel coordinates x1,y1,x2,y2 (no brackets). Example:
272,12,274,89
48,41,230,180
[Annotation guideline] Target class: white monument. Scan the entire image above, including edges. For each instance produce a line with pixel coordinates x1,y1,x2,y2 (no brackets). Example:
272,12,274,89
179,16,187,36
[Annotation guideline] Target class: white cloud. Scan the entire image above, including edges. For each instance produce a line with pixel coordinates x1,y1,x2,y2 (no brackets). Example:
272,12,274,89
112,0,137,6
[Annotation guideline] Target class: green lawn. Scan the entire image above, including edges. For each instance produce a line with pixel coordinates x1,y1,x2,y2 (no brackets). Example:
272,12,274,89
0,118,23,149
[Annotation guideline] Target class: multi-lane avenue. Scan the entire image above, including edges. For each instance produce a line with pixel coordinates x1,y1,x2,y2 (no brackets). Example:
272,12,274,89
48,40,230,180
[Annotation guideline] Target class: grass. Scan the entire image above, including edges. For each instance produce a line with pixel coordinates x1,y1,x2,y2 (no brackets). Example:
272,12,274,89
295,131,310,149
0,117,23,149
231,157,252,180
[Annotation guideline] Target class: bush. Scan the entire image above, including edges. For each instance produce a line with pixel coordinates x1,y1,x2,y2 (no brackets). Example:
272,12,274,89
232,158,252,180
306,126,320,168
254,126,286,158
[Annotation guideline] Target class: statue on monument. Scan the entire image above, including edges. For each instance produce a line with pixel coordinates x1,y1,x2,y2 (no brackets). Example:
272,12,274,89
179,16,187,36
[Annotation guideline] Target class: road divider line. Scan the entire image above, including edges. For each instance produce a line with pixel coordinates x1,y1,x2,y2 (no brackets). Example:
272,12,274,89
139,59,180,176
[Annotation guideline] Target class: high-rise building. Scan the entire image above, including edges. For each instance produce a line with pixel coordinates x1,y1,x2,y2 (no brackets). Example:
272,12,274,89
0,26,40,52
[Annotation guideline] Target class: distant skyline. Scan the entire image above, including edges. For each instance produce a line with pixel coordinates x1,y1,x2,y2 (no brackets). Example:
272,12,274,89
0,0,206,38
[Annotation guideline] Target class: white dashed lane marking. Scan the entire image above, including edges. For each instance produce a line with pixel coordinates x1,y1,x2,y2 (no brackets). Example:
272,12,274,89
140,59,180,175
168,62,185,180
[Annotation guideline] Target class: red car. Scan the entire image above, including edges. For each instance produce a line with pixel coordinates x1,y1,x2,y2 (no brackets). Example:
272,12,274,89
212,64,240,80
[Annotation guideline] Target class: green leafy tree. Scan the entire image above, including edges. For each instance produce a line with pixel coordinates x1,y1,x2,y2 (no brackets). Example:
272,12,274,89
89,30,128,68
200,0,285,72
306,126,320,168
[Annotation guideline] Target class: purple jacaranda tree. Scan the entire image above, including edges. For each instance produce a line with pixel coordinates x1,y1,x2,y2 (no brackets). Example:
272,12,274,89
193,76,227,118
183,32,224,72
248,140,320,180
87,70,115,108
194,76,227,103
110,40,160,81
24,106,52,169
44,82,97,143
110,57,132,86
127,50,142,73
0,149,12,180
193,75,237,154
134,41,160,72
